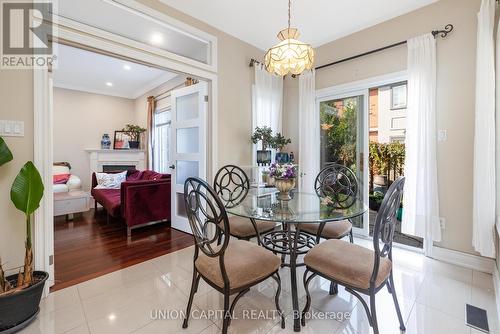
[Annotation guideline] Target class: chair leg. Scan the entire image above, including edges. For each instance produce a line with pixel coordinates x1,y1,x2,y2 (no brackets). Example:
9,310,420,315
349,229,354,243
329,282,338,295
301,270,316,326
222,293,230,334
182,269,201,329
271,272,285,329
389,274,406,331
370,294,379,334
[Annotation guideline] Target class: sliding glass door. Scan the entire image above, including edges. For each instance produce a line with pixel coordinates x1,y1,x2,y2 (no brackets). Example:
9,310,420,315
318,90,369,235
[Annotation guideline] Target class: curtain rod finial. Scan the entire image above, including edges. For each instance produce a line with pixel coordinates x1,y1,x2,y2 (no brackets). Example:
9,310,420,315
432,24,453,39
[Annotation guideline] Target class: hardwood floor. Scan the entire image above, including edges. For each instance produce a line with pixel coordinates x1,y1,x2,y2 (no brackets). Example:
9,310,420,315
52,209,194,291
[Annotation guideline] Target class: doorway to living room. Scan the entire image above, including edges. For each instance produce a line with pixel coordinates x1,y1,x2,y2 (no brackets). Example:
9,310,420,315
34,0,219,292
51,42,210,290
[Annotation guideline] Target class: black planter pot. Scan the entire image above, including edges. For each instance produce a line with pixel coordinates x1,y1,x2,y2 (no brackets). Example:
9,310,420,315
128,141,140,149
0,271,48,333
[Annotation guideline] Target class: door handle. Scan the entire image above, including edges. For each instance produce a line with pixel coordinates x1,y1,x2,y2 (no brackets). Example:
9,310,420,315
169,164,176,170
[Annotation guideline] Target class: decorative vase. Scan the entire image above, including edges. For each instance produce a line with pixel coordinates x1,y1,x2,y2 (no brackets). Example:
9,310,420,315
275,177,296,201
257,150,272,165
101,134,111,149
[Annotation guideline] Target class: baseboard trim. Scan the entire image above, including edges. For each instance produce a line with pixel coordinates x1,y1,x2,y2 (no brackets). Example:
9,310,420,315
493,265,500,326
431,246,495,274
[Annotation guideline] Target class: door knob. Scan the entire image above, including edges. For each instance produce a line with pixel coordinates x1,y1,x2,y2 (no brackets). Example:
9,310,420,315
169,164,176,169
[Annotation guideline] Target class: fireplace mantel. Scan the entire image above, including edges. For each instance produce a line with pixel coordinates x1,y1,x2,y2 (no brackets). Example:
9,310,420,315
86,149,146,187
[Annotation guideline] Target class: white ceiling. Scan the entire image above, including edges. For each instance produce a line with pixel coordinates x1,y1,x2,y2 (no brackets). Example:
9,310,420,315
159,0,438,50
53,44,179,99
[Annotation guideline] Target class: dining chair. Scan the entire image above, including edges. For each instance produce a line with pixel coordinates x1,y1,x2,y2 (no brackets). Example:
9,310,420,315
214,165,276,243
182,177,285,334
300,163,358,244
299,163,359,294
301,177,406,334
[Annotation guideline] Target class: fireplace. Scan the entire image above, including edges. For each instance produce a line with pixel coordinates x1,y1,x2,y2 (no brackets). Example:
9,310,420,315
86,149,146,189
102,165,136,173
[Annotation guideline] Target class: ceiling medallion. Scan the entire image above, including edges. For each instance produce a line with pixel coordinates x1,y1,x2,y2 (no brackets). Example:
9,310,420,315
264,0,314,76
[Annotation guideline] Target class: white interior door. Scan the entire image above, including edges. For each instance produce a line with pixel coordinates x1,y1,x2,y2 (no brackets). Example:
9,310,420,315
170,82,207,234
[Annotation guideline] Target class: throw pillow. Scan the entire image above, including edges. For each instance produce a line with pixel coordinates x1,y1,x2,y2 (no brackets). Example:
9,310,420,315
53,174,71,184
94,171,127,189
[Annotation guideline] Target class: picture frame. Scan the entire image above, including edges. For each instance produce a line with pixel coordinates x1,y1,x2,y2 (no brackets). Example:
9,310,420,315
113,131,133,150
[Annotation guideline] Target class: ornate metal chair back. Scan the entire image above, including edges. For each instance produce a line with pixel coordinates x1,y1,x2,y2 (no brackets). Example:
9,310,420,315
314,163,359,209
213,165,250,208
370,177,405,285
184,177,231,258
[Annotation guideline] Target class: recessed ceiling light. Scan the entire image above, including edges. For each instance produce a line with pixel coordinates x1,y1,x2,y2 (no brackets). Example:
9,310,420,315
106,82,113,87
123,64,131,71
150,32,164,46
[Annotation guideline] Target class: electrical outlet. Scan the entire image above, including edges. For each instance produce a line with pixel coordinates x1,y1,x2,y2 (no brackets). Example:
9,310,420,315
439,217,446,229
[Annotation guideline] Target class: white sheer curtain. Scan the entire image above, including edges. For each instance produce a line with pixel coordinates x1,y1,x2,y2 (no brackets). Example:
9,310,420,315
402,34,441,244
252,65,283,165
253,65,283,132
473,0,496,258
298,70,319,192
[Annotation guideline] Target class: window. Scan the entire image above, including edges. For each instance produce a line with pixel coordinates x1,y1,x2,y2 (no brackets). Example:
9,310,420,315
391,83,407,109
153,108,171,173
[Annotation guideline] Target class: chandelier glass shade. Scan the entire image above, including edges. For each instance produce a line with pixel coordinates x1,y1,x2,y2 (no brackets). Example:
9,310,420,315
264,28,315,76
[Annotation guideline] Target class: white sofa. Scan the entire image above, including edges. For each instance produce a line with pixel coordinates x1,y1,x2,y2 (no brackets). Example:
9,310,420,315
53,165,82,193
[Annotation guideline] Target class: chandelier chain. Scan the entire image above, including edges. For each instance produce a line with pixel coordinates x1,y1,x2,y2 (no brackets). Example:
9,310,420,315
288,0,291,30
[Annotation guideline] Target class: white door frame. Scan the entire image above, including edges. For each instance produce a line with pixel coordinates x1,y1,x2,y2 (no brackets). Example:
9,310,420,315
314,71,434,255
33,7,219,292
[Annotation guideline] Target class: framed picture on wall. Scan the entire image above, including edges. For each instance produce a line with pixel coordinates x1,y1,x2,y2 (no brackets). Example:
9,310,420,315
113,131,132,150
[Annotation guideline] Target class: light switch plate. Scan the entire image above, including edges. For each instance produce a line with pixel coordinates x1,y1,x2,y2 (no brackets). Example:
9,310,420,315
0,120,24,137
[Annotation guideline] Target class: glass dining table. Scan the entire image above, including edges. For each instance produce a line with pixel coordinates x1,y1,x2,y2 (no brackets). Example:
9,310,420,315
226,187,367,332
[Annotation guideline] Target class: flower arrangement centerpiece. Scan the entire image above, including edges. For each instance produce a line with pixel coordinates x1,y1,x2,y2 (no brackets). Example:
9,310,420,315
269,163,297,201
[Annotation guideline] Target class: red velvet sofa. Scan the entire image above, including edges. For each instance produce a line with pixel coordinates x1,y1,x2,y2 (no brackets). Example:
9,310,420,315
91,170,171,236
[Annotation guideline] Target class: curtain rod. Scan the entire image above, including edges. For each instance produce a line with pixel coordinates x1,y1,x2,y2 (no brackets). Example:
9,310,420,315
249,24,453,72
153,82,188,101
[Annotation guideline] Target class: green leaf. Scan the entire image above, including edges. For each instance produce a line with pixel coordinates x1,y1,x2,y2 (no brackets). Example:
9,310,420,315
10,161,44,215
0,137,13,167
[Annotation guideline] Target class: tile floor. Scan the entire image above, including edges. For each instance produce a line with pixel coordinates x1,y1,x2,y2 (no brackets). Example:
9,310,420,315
20,238,498,334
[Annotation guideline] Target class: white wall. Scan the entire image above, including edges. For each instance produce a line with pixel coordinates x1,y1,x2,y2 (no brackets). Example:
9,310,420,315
53,88,136,191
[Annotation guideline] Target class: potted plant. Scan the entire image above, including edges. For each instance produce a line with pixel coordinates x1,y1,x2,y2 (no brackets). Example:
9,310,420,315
251,126,273,165
270,133,291,163
0,137,48,333
122,124,146,149
269,163,297,201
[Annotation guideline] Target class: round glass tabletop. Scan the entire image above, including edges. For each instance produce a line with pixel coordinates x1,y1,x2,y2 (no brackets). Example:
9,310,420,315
226,188,367,224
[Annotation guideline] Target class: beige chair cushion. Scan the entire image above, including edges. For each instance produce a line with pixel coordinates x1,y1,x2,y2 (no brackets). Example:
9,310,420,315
195,240,281,290
299,220,352,239
228,216,276,238
304,239,392,290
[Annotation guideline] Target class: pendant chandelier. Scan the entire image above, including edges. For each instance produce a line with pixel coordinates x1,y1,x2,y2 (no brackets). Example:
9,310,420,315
264,0,315,76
